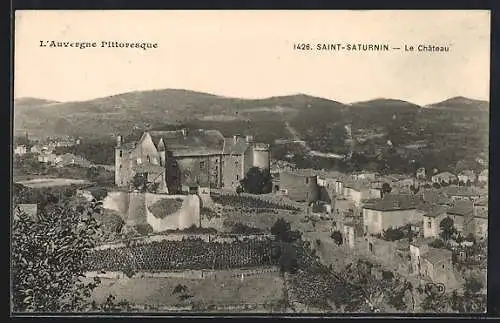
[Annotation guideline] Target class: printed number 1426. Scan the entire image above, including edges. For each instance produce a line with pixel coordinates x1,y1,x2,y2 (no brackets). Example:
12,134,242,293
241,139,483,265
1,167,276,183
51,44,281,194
294,43,311,50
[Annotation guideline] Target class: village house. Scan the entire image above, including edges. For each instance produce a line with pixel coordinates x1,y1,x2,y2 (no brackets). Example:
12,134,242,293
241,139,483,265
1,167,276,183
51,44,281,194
457,170,476,184
342,220,364,249
343,180,381,207
444,200,474,234
478,169,488,184
420,248,456,287
421,205,449,238
351,171,378,181
431,172,457,185
14,145,27,156
55,153,93,168
464,198,488,241
38,152,57,164
442,186,485,202
362,194,422,235
416,167,427,180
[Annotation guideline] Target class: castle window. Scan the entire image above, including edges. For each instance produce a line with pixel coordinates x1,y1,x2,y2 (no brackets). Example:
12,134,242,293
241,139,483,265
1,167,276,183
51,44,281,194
305,177,309,184
119,150,123,157
236,175,239,180
119,164,122,169
137,158,142,164
200,161,206,170
147,155,151,163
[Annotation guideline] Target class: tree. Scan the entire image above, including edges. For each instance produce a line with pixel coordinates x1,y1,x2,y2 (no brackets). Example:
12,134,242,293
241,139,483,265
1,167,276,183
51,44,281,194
409,185,416,194
240,167,273,194
428,239,446,249
271,218,292,242
382,226,408,241
381,183,392,197
439,217,457,241
132,173,147,192
331,230,343,245
12,199,102,312
420,288,451,313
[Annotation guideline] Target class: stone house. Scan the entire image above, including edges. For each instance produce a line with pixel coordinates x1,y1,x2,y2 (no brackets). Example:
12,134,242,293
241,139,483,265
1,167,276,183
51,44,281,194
478,169,488,184
431,172,457,184
457,170,476,184
362,194,422,235
421,205,449,238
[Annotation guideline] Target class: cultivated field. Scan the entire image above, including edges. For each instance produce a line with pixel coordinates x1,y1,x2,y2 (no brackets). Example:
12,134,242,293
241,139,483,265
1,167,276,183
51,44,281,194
86,270,285,311
14,177,91,188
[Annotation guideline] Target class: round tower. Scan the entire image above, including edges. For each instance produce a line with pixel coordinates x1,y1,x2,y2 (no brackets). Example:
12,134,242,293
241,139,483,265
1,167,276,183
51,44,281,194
252,143,270,170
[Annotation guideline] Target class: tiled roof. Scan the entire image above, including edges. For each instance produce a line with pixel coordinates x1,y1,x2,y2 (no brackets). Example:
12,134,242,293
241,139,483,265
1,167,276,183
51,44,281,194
149,130,225,152
282,168,319,177
442,186,483,197
172,148,222,157
363,194,420,212
432,172,456,178
446,200,474,217
476,209,488,219
422,247,452,265
344,180,371,192
421,204,448,218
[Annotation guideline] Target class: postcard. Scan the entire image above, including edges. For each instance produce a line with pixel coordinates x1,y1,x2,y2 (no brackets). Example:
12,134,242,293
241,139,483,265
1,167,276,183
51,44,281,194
12,10,489,314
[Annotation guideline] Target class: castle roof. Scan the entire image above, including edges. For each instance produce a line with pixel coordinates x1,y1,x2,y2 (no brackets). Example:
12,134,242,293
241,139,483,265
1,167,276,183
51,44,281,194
150,130,224,152
222,137,250,155
133,162,165,174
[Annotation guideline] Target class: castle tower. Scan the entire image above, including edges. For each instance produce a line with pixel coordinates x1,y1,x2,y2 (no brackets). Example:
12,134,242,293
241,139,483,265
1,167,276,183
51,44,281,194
252,143,271,171
115,134,124,186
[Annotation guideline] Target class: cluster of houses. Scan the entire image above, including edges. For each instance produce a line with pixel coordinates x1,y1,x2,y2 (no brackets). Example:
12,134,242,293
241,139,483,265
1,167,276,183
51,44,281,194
13,136,92,168
275,167,488,289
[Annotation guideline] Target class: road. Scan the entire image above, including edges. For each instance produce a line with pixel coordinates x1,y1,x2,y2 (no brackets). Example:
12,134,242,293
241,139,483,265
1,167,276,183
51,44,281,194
284,122,346,160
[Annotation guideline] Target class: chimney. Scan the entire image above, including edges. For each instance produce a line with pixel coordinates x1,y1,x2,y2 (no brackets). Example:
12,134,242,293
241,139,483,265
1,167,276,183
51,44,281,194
116,135,122,147
245,135,254,143
181,128,187,137
233,134,240,144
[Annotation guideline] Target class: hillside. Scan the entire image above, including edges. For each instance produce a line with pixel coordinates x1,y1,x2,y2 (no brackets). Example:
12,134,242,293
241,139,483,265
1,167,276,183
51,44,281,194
14,89,489,175
427,96,489,110
14,89,346,140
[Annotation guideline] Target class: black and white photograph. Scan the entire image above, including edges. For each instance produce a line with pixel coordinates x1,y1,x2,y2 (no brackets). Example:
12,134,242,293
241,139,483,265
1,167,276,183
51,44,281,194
12,10,490,314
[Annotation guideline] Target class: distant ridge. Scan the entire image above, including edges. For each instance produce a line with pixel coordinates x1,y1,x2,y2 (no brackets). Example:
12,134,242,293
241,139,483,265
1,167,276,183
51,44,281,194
427,96,489,109
13,88,487,138
14,97,60,106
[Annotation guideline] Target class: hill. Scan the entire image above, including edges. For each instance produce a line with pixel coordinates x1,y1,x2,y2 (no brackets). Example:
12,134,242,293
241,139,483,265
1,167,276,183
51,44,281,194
13,89,489,175
14,97,60,107
14,89,346,140
427,96,489,110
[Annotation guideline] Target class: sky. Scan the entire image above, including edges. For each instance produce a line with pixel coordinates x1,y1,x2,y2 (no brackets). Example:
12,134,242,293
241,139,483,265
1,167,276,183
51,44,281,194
14,10,491,105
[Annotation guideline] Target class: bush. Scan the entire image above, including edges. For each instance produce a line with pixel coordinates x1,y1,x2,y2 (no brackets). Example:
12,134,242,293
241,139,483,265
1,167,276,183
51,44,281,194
134,224,154,236
331,230,343,245
240,167,273,194
429,238,446,249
